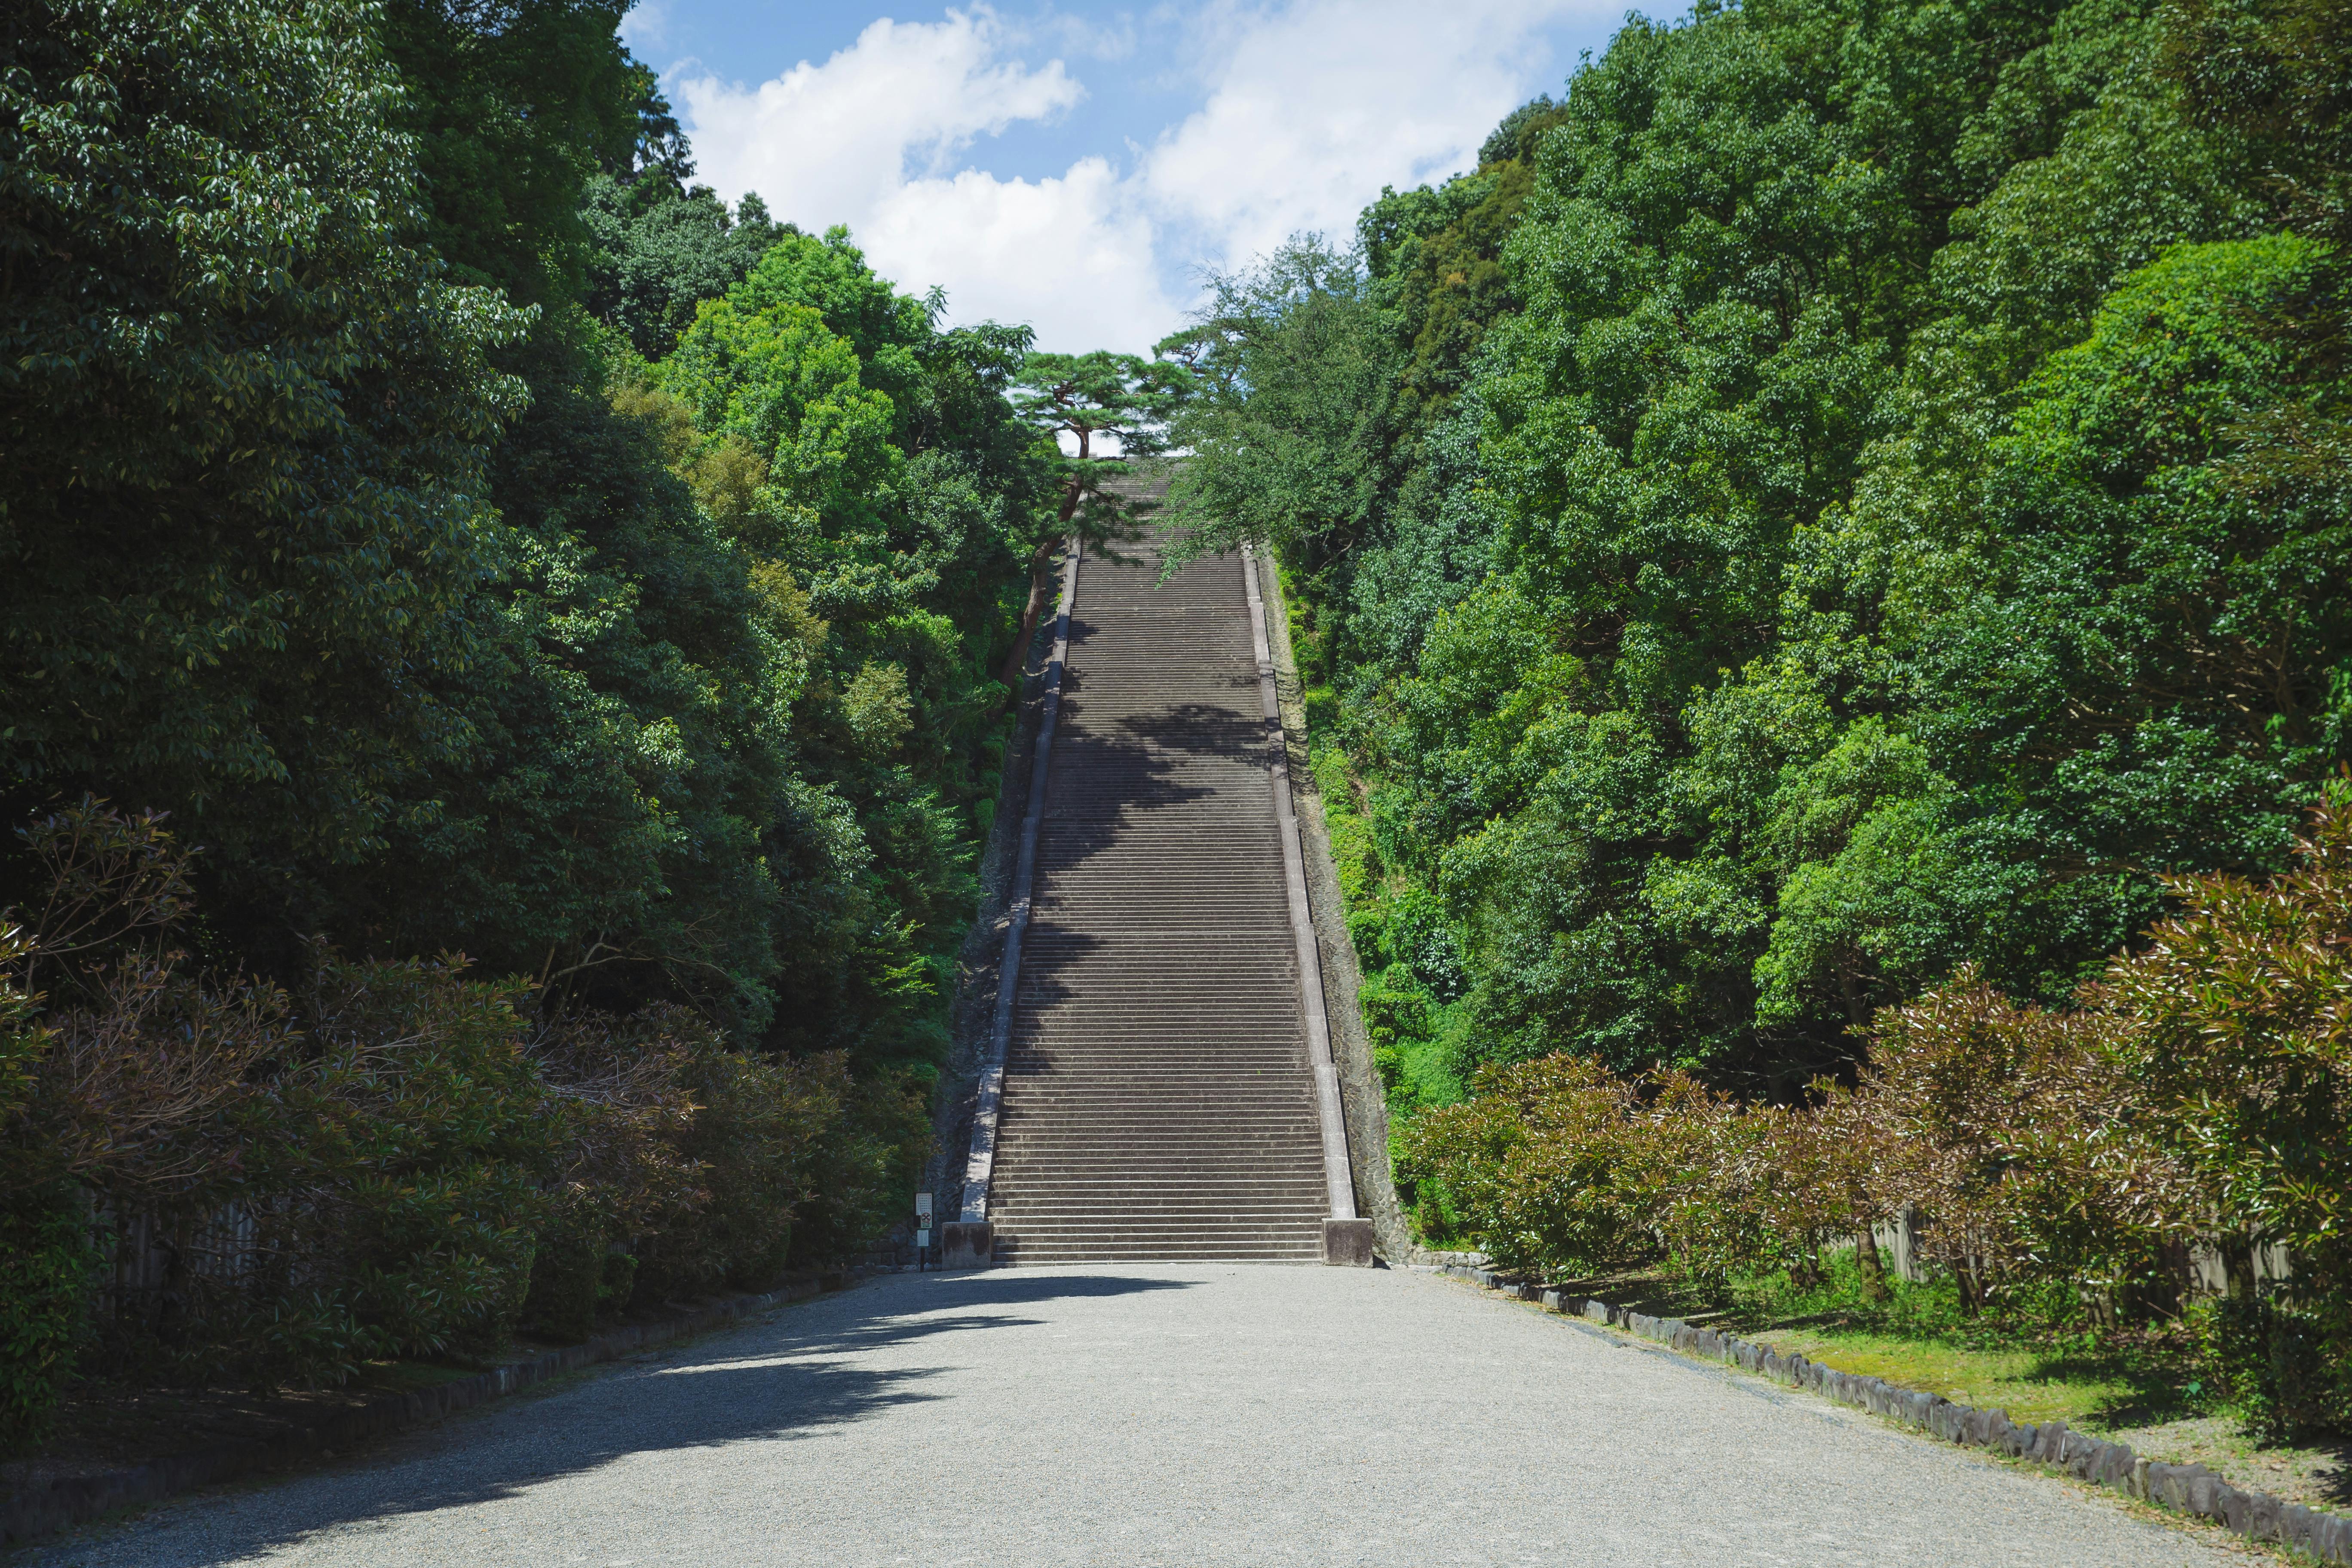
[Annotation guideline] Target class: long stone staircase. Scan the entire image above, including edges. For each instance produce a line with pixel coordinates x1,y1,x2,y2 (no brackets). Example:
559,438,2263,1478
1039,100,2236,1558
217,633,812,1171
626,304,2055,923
984,537,1332,1263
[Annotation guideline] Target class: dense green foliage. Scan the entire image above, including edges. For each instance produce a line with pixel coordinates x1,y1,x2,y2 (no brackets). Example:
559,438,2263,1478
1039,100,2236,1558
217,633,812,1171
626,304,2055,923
582,181,784,359
1168,0,2351,1110
0,803,862,1411
0,0,527,876
1164,0,2350,1438
0,0,1055,1443
1402,794,2352,1435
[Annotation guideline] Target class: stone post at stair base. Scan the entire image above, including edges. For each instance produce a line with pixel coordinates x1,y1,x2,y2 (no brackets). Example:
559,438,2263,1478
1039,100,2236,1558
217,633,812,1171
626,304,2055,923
1321,1218,1375,1266
939,1221,995,1270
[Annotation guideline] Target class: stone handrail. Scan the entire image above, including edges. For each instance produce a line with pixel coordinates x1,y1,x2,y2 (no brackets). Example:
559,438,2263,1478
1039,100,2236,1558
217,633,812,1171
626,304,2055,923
952,539,1080,1241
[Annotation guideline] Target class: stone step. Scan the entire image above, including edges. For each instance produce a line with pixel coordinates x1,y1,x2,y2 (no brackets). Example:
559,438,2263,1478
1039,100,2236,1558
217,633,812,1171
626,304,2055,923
986,539,1334,1266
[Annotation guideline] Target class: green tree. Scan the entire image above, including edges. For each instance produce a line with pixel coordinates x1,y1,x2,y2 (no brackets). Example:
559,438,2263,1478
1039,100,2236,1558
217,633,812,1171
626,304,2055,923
652,236,1045,1069
376,0,643,311
343,352,800,1035
0,0,528,879
580,178,788,358
1159,238,1390,576
1169,0,2350,1117
1001,349,1191,687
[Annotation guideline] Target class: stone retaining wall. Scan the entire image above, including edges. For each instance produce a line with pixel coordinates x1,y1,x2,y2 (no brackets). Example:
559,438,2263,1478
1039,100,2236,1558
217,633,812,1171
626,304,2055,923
1441,1264,2352,1563
1252,550,1415,1260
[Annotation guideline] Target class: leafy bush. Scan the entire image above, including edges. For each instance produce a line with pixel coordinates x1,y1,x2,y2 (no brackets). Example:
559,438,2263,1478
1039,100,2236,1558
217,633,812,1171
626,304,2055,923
1398,1053,1661,1277
0,801,878,1393
1409,797,2352,1432
1385,890,1468,1002
628,1037,847,1300
0,1186,93,1452
2103,790,2352,1435
1360,976,1434,1057
2195,1297,2339,1442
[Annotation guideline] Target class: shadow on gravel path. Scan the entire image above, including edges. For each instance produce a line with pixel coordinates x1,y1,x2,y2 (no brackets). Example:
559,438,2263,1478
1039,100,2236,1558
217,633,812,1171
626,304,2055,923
35,1266,2250,1568
40,1272,1197,1568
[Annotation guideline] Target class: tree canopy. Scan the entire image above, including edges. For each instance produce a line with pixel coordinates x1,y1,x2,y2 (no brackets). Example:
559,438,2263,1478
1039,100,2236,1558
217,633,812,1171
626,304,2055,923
1164,0,2352,1102
0,0,1073,1427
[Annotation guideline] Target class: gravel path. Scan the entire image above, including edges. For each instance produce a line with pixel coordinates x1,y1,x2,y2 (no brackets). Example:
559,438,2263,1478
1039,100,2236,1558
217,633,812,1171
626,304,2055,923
29,1265,2239,1567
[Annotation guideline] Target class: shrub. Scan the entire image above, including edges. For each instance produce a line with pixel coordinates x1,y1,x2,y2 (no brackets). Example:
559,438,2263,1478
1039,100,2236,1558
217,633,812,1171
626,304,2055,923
1,800,878,1396
1746,1086,1893,1294
2104,795,2352,1433
628,1037,845,1300
1859,971,2184,1314
0,1185,93,1452
1411,798,2352,1431
1386,890,1468,1002
1398,1054,1657,1277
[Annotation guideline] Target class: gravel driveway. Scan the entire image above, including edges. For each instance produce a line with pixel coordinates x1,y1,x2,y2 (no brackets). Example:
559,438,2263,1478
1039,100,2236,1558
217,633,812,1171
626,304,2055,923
27,1265,2241,1567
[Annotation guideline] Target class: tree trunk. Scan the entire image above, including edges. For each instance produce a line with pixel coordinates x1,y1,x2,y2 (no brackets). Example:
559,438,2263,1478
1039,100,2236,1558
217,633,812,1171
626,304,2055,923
998,536,1066,694
2125,1240,2189,1323
2222,1236,2259,1304
997,458,1092,694
1837,955,1870,1027
1856,1226,1893,1303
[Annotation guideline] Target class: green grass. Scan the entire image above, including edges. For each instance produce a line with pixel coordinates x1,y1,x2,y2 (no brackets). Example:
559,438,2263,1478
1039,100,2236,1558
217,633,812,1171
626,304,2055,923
1711,1253,2213,1433
1310,742,1378,906
1303,736,1470,1116
1748,1327,2169,1427
1688,1254,2352,1519
1383,1020,1466,1110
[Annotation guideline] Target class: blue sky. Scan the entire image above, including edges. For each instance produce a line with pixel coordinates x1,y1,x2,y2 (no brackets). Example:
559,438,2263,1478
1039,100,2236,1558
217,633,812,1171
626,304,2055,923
620,2,1631,350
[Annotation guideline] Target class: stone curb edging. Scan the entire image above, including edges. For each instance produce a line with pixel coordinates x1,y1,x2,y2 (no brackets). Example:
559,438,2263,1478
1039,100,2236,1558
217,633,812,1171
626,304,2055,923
1,1273,853,1550
1241,544,1357,1230
1247,548,1415,1263
1441,1265,2352,1563
955,536,1081,1234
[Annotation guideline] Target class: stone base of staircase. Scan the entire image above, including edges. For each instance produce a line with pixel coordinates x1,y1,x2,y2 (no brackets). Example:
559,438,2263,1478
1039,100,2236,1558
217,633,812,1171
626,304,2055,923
939,1221,993,1270
1321,1219,1376,1266
937,1216,1374,1270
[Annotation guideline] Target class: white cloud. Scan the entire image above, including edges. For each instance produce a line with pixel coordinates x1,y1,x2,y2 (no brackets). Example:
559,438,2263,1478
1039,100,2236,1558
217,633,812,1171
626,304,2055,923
667,1,1610,351
674,8,1084,246
1141,0,1594,271
865,159,1172,349
1005,6,1139,61
619,0,671,53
